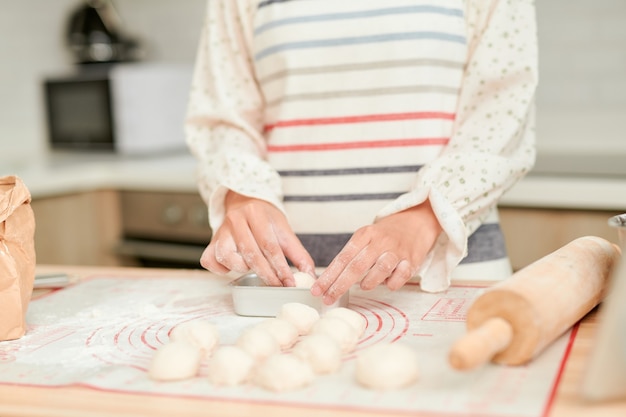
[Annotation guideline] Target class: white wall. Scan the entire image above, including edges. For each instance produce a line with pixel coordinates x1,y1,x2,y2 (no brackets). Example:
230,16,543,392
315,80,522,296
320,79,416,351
1,0,626,174
536,0,626,156
0,0,206,165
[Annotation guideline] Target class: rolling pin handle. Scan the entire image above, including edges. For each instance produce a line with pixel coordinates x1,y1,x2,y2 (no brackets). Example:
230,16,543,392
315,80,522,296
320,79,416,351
449,317,514,371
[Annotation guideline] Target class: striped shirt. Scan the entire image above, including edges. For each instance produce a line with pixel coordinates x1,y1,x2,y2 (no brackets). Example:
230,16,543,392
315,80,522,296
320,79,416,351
185,0,538,292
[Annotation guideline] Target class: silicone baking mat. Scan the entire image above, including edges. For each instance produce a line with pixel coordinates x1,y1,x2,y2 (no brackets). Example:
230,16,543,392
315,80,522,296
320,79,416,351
0,274,573,417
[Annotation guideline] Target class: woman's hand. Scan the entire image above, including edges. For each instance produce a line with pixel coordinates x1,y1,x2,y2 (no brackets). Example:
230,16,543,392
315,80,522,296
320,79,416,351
200,191,315,287
311,201,442,304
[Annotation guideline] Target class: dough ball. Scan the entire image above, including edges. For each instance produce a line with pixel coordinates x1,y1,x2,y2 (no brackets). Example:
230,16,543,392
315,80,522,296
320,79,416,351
310,316,358,353
206,345,255,386
169,320,219,356
291,333,342,375
355,343,419,390
292,271,316,288
236,326,280,360
324,307,366,337
148,340,202,381
276,302,320,335
254,353,315,392
255,318,299,350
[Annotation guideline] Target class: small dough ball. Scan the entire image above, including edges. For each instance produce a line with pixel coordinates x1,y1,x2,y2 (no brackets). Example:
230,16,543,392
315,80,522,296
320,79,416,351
324,307,366,337
292,271,316,288
310,316,358,353
254,354,315,392
355,343,419,390
236,326,280,360
276,302,320,335
255,318,299,350
149,340,202,381
207,345,255,386
292,333,342,374
169,320,219,356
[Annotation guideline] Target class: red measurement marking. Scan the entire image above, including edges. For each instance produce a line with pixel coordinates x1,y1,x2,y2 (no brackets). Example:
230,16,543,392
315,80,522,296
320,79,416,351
422,298,469,322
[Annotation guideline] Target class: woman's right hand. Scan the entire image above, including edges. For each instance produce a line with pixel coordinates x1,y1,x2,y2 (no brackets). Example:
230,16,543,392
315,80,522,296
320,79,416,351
200,191,315,287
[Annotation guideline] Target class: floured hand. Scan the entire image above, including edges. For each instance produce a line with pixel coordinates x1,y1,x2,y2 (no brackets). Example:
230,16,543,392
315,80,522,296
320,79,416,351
200,191,315,287
311,201,442,304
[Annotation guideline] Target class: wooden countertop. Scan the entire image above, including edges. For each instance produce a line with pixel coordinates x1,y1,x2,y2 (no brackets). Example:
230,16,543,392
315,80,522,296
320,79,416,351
0,265,625,417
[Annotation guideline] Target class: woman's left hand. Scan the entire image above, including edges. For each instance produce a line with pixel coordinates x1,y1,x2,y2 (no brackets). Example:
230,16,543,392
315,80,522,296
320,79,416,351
311,200,442,305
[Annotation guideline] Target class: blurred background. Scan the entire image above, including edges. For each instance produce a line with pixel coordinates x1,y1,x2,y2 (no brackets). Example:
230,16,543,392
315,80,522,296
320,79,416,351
1,0,625,173
0,0,205,163
0,0,624,270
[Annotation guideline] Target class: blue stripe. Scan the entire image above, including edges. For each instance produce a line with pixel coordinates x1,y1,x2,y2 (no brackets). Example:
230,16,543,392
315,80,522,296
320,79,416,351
296,223,507,267
284,193,403,202
278,165,422,176
297,233,352,267
255,6,463,35
255,31,466,61
460,223,507,264
258,0,300,9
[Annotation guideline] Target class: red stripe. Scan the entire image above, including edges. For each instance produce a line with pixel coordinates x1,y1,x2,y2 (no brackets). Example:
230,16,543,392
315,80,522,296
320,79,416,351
268,137,449,152
264,111,455,131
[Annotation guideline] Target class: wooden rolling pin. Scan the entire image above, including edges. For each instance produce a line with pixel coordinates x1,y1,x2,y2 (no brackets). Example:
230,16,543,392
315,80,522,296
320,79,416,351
449,236,621,370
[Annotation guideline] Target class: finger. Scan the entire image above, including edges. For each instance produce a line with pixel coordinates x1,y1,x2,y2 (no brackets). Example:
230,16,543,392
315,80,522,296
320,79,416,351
214,237,249,272
311,240,362,297
200,244,229,275
200,237,246,275
321,245,373,305
248,222,294,286
385,259,414,291
231,226,283,287
360,251,400,290
237,241,282,286
280,232,316,278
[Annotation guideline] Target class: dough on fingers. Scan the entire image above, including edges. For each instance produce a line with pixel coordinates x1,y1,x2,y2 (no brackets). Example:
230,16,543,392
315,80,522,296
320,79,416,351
292,271,317,288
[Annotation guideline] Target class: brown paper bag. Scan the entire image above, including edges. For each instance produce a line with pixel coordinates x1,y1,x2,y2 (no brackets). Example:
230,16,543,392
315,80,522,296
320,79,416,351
0,175,36,341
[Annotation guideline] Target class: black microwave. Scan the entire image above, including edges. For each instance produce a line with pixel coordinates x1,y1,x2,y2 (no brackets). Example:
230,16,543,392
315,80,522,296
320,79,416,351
44,68,115,151
43,63,193,155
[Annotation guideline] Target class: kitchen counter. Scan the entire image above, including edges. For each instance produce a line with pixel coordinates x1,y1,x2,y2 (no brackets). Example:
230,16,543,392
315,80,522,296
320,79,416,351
2,151,625,211
1,151,199,198
0,264,624,417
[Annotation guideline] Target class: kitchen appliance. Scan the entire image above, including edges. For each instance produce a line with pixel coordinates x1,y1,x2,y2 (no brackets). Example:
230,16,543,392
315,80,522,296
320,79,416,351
43,62,193,155
66,0,141,65
115,190,212,268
